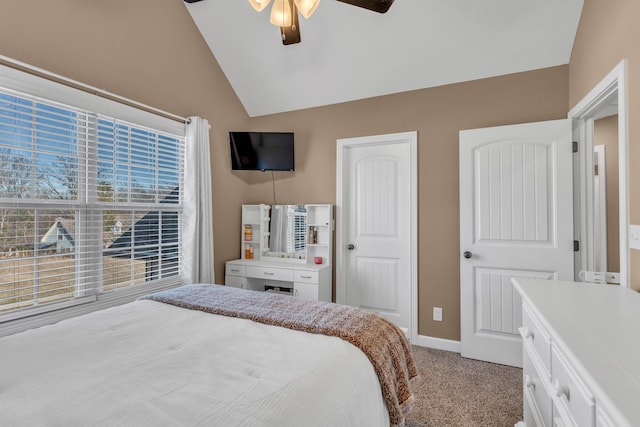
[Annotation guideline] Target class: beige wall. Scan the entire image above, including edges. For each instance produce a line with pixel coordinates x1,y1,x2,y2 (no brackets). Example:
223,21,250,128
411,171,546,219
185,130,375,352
1,1,572,340
248,67,569,339
569,0,640,291
0,0,251,288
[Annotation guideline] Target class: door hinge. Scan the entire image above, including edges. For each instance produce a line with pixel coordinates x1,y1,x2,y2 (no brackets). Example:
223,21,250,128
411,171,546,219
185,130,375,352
572,141,579,153
574,240,580,252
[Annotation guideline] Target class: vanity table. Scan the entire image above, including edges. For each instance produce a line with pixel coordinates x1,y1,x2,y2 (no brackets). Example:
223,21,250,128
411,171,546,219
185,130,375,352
225,259,331,302
513,278,640,427
225,204,333,302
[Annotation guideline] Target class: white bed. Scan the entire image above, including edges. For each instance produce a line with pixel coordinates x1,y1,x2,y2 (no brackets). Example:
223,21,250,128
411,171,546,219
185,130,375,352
0,285,411,426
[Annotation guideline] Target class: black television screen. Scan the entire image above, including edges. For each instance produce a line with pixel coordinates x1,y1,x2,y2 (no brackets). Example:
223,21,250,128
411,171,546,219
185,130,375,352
229,131,294,171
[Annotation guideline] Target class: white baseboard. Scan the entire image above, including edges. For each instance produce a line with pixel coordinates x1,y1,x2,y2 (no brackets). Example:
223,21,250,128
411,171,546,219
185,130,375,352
414,334,461,353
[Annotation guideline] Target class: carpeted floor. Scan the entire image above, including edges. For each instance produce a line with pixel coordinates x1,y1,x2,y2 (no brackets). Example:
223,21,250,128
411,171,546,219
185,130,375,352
404,346,522,427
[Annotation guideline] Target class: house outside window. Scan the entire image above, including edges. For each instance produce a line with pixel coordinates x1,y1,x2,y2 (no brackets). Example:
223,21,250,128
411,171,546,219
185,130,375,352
0,68,185,319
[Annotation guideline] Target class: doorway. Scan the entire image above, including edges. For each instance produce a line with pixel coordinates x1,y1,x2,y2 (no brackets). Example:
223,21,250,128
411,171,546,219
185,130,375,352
336,131,417,342
592,116,620,283
570,60,628,287
459,60,629,366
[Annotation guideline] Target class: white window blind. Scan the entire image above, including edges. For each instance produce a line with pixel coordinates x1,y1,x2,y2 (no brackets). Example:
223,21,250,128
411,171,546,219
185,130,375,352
0,82,185,319
286,205,306,253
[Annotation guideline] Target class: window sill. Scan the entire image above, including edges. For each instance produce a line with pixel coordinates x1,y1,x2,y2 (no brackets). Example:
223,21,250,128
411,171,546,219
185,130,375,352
0,278,184,338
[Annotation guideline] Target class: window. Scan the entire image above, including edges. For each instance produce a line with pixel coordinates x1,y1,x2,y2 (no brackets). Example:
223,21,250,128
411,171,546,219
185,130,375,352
286,205,307,253
0,73,185,319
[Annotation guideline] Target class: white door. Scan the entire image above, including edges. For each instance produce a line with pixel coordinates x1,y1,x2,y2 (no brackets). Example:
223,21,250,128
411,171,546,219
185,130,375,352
459,119,573,367
336,132,417,339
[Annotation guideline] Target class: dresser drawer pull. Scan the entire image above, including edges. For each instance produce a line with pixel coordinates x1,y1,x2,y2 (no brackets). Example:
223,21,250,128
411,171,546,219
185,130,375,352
300,275,312,279
553,379,570,400
524,374,536,391
263,272,275,276
519,326,535,341
229,269,241,273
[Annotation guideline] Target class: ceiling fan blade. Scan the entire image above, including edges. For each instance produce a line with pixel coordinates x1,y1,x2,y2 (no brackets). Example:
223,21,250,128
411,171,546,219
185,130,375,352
336,0,394,13
281,0,301,45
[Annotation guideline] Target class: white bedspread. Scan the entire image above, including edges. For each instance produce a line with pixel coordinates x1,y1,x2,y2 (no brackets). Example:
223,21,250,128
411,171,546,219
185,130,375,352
0,300,389,426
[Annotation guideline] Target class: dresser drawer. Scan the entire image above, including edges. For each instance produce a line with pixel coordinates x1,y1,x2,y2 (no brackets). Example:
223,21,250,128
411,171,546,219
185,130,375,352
523,343,553,427
245,266,294,282
551,345,595,427
225,264,245,277
596,406,616,427
524,387,546,427
294,270,319,283
521,304,552,376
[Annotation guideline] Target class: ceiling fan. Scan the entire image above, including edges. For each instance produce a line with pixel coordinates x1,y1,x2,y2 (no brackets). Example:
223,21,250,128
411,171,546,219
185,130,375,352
183,0,395,45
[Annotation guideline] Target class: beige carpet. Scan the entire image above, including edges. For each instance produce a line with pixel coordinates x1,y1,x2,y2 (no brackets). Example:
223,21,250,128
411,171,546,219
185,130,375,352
404,346,522,427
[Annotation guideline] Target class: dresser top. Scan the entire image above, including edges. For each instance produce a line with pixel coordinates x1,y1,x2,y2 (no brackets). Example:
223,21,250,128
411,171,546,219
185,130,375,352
513,278,640,427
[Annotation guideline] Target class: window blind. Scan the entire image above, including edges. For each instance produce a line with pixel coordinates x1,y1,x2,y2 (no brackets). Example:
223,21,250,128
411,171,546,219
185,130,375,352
0,83,185,318
284,205,307,253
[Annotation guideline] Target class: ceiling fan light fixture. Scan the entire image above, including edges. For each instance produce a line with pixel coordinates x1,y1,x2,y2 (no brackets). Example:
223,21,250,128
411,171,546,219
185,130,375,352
294,0,320,19
270,0,293,27
248,0,272,12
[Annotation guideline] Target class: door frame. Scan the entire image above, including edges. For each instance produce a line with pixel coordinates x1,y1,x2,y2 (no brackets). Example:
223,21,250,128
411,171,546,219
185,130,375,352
336,131,418,343
569,59,629,287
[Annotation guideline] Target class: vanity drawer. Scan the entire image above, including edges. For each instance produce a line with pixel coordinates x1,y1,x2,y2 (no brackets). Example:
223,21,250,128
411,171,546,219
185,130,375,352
245,266,294,282
225,264,245,277
521,304,552,376
225,275,247,289
551,345,595,427
294,270,319,284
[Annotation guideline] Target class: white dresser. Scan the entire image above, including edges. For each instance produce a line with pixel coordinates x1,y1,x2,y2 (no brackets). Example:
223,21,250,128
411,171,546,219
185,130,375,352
225,259,332,302
513,278,640,427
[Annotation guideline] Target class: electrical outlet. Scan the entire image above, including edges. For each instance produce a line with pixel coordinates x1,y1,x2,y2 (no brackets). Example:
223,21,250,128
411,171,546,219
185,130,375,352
630,224,640,250
433,307,443,322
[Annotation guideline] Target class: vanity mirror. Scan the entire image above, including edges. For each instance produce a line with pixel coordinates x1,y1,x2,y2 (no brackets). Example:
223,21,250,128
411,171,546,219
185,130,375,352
265,204,307,260
240,204,333,265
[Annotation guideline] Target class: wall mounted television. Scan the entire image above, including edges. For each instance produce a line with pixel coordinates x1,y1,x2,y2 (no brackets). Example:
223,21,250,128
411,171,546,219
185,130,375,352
229,131,295,171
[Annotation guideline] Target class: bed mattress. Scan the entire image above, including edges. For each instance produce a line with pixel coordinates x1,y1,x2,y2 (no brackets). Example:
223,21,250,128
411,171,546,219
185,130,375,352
0,299,389,426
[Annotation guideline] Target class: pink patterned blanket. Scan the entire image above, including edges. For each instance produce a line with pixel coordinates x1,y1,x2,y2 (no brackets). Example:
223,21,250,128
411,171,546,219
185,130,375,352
140,283,418,426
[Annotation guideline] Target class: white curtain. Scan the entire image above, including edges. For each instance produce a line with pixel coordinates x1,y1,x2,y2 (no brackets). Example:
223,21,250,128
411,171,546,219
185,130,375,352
270,205,287,253
183,116,215,284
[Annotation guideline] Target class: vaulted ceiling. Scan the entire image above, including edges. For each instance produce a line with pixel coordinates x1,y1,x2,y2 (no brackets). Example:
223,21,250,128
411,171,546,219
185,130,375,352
184,0,584,117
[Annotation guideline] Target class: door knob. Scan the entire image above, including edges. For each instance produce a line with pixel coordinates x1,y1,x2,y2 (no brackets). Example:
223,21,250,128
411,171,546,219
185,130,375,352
463,251,472,259
347,244,355,250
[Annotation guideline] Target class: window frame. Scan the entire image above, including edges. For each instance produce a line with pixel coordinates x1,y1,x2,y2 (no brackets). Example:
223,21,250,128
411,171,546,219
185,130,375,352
0,64,187,331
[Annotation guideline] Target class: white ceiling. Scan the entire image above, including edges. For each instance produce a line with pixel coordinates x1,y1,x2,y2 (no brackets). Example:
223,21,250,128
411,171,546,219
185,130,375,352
185,0,584,117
